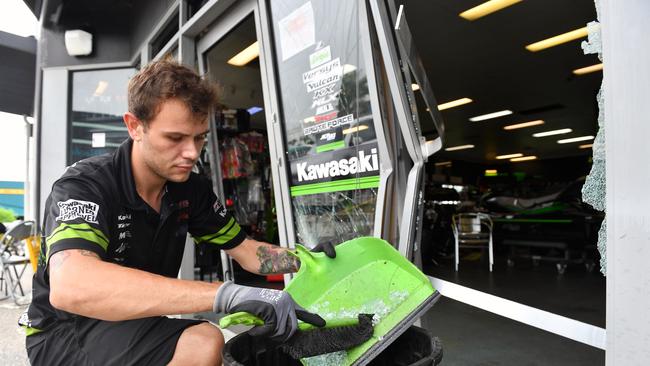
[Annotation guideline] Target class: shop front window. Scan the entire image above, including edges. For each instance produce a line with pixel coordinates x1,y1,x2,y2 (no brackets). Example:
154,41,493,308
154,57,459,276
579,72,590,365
268,0,379,247
69,68,137,164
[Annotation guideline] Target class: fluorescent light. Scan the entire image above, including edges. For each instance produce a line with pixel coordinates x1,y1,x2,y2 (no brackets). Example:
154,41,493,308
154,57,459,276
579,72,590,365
526,27,588,52
227,41,259,66
469,110,512,122
504,120,545,130
435,161,452,167
460,0,522,21
438,98,473,111
573,63,603,75
445,144,475,151
411,84,420,91
343,125,369,134
558,135,595,144
511,156,537,162
579,144,593,149
533,128,572,137
247,106,263,115
94,81,108,96
496,153,523,160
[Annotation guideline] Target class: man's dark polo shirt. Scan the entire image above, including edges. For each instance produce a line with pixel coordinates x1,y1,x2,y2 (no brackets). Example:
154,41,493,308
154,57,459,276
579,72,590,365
23,139,245,334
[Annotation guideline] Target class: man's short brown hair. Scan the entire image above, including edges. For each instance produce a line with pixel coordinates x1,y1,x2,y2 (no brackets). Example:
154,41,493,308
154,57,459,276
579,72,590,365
128,60,219,124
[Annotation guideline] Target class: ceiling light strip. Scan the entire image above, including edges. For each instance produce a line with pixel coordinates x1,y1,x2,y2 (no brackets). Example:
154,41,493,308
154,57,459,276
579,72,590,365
438,98,473,111
496,153,523,160
227,41,259,66
579,144,594,149
573,63,604,75
533,128,572,137
558,136,595,144
511,155,537,162
469,110,513,122
459,0,523,21
445,144,475,151
503,120,544,130
526,27,588,52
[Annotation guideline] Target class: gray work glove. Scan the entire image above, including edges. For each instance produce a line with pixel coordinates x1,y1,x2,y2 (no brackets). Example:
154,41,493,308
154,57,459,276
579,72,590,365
214,281,325,342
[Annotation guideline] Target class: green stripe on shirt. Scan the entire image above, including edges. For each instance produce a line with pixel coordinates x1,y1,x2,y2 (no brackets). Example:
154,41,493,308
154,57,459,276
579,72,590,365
22,325,43,336
45,222,109,258
194,217,242,245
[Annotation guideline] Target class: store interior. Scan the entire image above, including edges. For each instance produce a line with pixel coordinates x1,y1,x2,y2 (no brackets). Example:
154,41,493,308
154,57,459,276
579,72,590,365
405,0,604,364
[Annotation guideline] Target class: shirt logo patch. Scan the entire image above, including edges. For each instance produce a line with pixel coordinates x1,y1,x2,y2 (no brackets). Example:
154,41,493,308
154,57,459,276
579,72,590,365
56,199,99,223
213,200,227,218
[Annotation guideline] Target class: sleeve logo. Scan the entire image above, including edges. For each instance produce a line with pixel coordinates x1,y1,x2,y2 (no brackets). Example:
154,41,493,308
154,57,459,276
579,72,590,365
56,199,100,223
212,200,227,218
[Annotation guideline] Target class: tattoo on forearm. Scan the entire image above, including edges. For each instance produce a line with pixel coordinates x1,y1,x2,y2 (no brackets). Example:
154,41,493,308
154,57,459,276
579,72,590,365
256,245,300,274
48,251,71,274
79,250,99,259
48,250,99,275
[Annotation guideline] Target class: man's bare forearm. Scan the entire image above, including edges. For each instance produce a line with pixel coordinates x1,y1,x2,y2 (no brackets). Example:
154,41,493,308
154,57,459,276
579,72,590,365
48,249,221,321
255,245,300,274
226,238,300,275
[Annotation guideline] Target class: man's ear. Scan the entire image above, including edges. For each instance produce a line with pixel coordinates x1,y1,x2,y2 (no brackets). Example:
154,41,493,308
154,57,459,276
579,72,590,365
124,112,144,141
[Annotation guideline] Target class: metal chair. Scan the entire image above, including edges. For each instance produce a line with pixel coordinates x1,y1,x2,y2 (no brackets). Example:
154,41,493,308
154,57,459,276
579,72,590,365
452,213,494,272
0,220,38,304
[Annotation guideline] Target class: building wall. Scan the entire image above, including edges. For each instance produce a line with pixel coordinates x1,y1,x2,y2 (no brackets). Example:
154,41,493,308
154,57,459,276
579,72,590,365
129,0,178,59
39,68,68,216
39,27,131,68
37,0,178,218
39,0,176,68
602,0,650,364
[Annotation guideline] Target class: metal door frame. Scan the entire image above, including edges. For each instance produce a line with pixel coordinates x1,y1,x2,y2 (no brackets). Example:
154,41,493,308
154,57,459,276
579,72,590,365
196,0,261,282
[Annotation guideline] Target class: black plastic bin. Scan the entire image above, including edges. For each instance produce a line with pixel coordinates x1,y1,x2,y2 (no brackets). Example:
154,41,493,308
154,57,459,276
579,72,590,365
222,325,443,366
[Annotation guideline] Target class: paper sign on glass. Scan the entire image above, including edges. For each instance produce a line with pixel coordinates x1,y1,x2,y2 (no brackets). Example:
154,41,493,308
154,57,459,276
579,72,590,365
278,1,316,61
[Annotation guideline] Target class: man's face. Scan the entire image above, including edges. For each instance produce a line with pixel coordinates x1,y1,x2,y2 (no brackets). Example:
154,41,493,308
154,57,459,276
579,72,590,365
137,99,209,183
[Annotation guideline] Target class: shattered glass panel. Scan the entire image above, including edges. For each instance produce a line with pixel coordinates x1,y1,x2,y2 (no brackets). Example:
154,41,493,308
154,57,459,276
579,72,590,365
293,189,377,247
581,21,602,59
269,0,379,247
580,5,606,274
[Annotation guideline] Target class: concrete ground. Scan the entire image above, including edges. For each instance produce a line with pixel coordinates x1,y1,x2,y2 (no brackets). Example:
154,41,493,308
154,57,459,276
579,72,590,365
0,263,32,366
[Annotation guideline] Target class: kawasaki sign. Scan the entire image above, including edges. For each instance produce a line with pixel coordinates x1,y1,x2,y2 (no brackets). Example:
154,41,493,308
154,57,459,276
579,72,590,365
290,142,380,196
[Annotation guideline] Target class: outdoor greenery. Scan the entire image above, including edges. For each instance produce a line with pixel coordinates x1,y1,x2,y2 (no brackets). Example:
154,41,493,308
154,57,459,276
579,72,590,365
0,207,16,223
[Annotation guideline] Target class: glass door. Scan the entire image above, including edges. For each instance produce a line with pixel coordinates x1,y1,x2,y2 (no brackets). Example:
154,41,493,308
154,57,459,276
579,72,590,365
263,0,394,252
197,0,281,285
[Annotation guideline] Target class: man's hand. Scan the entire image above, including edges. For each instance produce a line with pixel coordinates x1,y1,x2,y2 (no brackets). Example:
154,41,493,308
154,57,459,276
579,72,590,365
213,281,325,342
311,241,336,258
